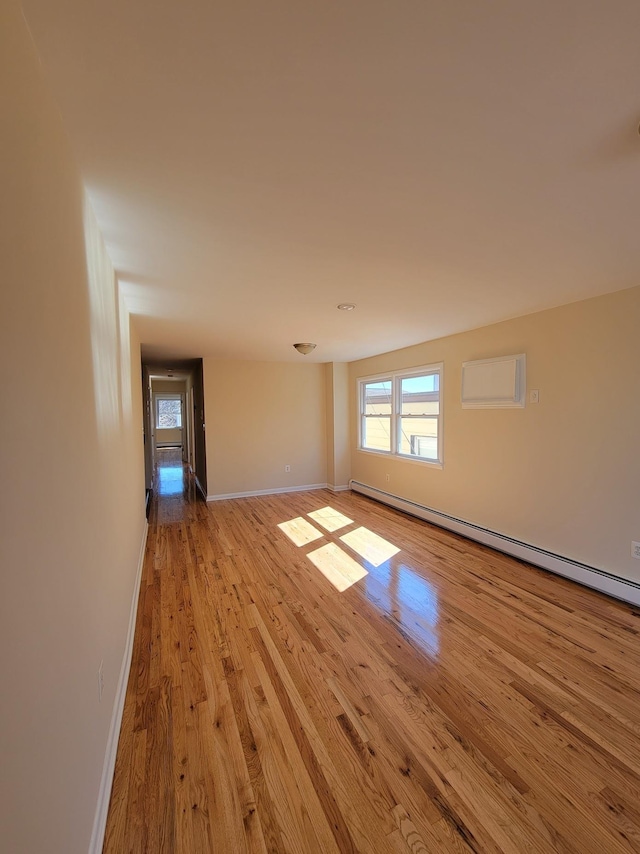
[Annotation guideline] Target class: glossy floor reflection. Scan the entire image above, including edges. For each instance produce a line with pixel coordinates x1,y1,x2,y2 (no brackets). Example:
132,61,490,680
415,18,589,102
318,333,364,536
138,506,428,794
157,464,185,495
107,486,640,853
365,562,440,656
153,447,202,524
156,448,186,494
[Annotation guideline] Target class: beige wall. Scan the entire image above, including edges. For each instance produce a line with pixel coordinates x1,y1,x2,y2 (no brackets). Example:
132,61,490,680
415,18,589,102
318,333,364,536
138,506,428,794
333,364,351,488
325,363,336,486
0,4,145,851
350,286,640,583
152,380,187,393
155,430,183,445
325,362,351,489
204,359,327,497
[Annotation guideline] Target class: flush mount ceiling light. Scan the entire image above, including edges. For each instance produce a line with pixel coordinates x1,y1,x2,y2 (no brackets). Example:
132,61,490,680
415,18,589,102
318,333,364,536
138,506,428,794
293,343,317,355
337,303,356,311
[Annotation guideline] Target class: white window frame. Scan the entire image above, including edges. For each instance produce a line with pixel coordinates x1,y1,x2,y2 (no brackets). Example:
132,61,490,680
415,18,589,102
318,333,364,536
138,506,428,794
155,393,183,430
357,363,443,468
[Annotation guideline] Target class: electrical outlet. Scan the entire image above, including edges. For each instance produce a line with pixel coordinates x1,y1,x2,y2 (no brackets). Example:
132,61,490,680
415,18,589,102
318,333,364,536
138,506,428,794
632,542,640,560
529,389,540,404
98,660,104,702
285,465,291,472
385,474,390,482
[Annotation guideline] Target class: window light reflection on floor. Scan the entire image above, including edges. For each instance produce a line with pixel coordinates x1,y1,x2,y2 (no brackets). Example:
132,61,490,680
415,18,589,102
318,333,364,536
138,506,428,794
307,506,354,533
397,564,439,628
277,517,324,547
340,526,400,567
364,563,440,656
393,564,440,656
158,466,184,496
306,543,368,592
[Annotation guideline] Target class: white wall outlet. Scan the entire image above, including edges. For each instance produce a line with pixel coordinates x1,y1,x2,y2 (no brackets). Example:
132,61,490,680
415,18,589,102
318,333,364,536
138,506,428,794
284,465,291,472
385,473,390,482
529,389,540,404
98,660,104,702
632,542,640,560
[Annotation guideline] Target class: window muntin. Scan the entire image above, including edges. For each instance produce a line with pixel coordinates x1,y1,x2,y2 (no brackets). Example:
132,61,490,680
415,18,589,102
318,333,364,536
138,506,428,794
358,365,443,465
156,397,183,429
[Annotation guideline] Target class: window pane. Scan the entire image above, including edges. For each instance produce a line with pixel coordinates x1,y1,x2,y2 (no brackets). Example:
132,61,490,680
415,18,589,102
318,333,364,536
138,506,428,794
363,416,391,452
398,416,438,459
364,380,392,416
400,374,439,416
157,398,182,429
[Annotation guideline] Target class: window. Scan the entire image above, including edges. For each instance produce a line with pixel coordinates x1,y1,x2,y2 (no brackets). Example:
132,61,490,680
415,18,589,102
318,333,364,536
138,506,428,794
156,396,182,429
397,372,440,460
361,379,392,453
358,364,443,465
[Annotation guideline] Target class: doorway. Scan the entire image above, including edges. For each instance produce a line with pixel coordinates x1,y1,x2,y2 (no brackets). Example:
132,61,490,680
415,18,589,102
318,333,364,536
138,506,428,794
141,358,208,505
153,392,185,452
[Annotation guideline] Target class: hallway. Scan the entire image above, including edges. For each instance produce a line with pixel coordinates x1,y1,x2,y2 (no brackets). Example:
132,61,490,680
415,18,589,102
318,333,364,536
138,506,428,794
153,448,201,525
104,459,640,853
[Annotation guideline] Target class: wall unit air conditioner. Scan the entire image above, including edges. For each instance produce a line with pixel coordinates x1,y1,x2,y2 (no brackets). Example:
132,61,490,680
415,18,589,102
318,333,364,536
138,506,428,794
461,354,526,409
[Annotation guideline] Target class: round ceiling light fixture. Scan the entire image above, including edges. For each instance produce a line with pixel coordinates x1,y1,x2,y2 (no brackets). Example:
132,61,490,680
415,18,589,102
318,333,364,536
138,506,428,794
337,303,356,311
293,342,317,355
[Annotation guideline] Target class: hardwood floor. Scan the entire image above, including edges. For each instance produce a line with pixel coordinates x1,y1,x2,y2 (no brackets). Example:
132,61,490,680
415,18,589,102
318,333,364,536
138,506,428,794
104,450,640,852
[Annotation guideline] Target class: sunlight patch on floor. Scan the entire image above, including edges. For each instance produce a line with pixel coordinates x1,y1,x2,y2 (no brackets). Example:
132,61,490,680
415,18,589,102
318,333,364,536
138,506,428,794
307,506,354,532
277,517,324,547
340,526,400,567
307,543,368,592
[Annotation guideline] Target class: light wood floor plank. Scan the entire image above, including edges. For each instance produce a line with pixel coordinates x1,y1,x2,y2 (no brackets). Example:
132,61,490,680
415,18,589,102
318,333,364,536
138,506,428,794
104,450,640,852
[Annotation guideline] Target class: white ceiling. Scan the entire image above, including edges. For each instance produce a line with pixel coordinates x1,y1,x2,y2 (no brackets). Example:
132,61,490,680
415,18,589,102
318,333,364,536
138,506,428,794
23,0,640,363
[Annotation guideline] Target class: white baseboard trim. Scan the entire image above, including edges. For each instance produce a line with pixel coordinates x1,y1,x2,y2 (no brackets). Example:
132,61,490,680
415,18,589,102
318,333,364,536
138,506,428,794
89,519,148,854
207,483,329,501
327,483,350,493
350,480,640,607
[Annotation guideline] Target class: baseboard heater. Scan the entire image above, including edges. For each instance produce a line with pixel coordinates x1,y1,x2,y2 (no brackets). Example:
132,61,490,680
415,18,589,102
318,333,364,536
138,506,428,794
349,480,640,608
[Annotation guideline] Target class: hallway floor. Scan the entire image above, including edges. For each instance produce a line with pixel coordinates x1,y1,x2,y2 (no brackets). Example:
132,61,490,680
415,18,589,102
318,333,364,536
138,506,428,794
104,450,640,852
